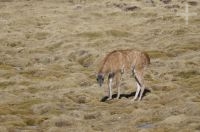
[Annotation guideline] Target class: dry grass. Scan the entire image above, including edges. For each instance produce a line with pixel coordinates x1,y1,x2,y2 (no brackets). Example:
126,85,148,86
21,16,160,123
0,0,200,131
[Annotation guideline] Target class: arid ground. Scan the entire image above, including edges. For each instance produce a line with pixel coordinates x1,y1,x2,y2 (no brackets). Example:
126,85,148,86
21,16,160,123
0,0,199,131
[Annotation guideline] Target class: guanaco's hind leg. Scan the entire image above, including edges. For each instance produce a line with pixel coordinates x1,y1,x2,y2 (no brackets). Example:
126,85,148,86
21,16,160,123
132,68,145,101
108,78,113,100
138,70,145,101
133,82,141,101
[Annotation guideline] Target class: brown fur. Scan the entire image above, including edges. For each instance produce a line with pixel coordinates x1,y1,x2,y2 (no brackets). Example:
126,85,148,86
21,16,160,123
97,49,150,101
98,49,150,74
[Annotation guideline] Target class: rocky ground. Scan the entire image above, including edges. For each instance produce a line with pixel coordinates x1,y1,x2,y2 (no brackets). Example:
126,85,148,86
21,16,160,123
0,0,199,131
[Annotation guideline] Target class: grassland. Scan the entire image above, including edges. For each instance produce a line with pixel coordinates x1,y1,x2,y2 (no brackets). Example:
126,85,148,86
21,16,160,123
0,0,199,131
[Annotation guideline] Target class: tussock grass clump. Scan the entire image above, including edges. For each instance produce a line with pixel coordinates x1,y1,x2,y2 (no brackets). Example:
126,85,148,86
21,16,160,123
144,74,154,81
106,29,131,37
46,41,64,51
180,44,200,51
0,64,14,70
0,115,26,127
24,117,36,126
79,78,93,87
68,50,97,67
34,32,50,40
144,93,160,101
147,50,173,59
66,92,90,104
77,31,103,39
19,68,66,80
0,80,15,88
176,76,200,93
5,41,24,47
78,54,96,67
167,43,200,56
27,86,40,94
173,28,188,35
32,103,59,115
45,118,73,127
110,108,133,115
160,114,187,124
10,99,41,115
84,112,101,120
175,70,199,79
42,115,83,129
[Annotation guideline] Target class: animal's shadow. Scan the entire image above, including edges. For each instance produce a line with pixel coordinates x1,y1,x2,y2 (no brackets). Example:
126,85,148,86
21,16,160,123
100,88,151,102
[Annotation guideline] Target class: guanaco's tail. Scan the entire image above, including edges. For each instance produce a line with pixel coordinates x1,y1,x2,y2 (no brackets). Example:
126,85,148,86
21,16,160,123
143,52,150,66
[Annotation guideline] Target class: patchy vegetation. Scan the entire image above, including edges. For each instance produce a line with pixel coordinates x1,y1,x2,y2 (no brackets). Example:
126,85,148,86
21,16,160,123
0,0,199,131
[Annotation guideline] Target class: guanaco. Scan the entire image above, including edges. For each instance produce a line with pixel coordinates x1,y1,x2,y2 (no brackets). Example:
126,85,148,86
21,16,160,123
96,49,150,101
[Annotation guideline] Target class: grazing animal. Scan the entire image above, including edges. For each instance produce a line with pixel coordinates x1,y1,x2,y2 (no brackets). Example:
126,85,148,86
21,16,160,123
96,49,150,101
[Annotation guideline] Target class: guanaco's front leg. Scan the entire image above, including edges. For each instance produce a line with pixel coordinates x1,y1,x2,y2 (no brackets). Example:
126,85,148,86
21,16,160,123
116,72,122,99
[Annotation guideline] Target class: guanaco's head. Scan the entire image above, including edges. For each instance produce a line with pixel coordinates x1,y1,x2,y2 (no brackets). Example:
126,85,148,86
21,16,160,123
96,73,104,87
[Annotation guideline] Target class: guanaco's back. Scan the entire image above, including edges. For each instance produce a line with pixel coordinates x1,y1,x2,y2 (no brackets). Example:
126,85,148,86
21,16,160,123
98,49,150,74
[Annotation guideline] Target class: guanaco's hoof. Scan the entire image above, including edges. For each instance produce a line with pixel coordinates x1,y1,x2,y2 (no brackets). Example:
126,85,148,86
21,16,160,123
107,97,112,101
